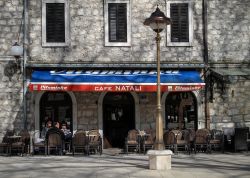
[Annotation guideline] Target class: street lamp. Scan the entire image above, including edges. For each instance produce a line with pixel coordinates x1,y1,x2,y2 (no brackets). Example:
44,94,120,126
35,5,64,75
10,42,23,70
144,6,171,150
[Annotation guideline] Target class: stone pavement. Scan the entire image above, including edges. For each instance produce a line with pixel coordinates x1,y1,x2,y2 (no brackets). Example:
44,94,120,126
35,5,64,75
0,151,249,178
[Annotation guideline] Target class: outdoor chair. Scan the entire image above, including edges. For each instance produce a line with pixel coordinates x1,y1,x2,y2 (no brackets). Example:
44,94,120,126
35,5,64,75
18,130,30,154
194,128,211,153
88,130,102,155
163,130,176,152
32,131,46,155
234,127,249,152
0,140,9,155
187,129,196,152
141,129,155,154
175,130,190,154
0,130,13,155
9,130,29,156
72,130,89,156
0,130,24,156
46,128,65,155
210,129,224,152
125,129,140,154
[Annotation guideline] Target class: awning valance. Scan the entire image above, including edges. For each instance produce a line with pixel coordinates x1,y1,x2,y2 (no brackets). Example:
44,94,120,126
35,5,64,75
29,70,205,92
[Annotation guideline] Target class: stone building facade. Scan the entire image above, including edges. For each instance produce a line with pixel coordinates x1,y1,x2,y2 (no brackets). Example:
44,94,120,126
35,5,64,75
0,0,249,146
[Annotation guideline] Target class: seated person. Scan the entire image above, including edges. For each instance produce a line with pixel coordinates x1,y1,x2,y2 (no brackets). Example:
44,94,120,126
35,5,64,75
61,122,72,142
45,121,65,151
40,120,52,140
45,121,64,138
54,121,60,129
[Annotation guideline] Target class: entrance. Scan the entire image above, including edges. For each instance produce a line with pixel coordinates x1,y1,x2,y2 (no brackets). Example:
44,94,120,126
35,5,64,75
40,92,73,131
103,92,135,148
165,92,198,130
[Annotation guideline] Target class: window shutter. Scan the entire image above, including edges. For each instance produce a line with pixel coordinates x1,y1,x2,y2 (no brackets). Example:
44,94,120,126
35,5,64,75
46,3,65,43
108,3,127,42
170,3,189,42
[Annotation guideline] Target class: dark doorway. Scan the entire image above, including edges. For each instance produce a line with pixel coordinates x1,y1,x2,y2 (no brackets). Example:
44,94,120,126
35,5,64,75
40,92,73,131
165,92,198,130
103,92,135,148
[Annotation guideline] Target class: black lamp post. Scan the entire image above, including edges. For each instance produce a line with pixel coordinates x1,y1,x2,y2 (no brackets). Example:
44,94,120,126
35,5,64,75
144,6,171,150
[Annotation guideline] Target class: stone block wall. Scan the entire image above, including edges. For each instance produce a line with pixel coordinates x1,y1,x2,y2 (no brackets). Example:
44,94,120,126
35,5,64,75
208,0,250,63
28,0,204,64
75,92,100,130
0,61,23,141
210,78,250,129
0,0,24,141
0,0,23,56
139,93,157,130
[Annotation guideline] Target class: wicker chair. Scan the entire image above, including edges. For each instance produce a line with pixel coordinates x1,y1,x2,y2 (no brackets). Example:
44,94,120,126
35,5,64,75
141,129,155,154
175,130,190,154
72,130,89,156
194,128,211,153
210,129,224,152
187,129,196,152
163,130,176,152
88,130,102,155
46,128,65,155
125,129,140,154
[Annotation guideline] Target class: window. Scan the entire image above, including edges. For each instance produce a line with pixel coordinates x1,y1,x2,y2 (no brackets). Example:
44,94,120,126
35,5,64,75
104,0,131,46
42,0,69,47
167,1,193,46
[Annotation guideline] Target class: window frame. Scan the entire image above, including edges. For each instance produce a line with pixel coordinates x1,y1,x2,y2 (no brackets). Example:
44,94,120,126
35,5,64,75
104,0,131,47
42,0,70,47
166,1,193,46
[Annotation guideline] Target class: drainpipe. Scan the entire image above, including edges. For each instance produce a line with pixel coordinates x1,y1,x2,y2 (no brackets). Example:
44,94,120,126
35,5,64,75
23,0,28,130
202,0,210,129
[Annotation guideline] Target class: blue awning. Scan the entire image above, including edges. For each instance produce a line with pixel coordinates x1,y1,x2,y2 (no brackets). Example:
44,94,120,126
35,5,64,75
29,70,205,92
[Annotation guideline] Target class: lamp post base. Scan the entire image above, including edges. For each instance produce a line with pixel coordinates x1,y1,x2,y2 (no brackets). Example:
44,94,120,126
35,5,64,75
147,150,173,170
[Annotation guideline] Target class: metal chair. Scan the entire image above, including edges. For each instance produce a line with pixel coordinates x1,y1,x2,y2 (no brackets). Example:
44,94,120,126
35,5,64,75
125,129,140,154
72,130,89,156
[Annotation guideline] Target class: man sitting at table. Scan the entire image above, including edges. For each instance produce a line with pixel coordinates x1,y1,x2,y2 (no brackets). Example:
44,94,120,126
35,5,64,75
61,122,72,142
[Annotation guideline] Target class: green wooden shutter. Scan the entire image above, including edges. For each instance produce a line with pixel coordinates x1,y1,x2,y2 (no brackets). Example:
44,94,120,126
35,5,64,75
108,3,127,42
46,3,65,43
170,3,189,42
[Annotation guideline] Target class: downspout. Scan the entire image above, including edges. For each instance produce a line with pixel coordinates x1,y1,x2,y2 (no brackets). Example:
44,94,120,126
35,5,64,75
202,0,210,129
23,0,28,130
